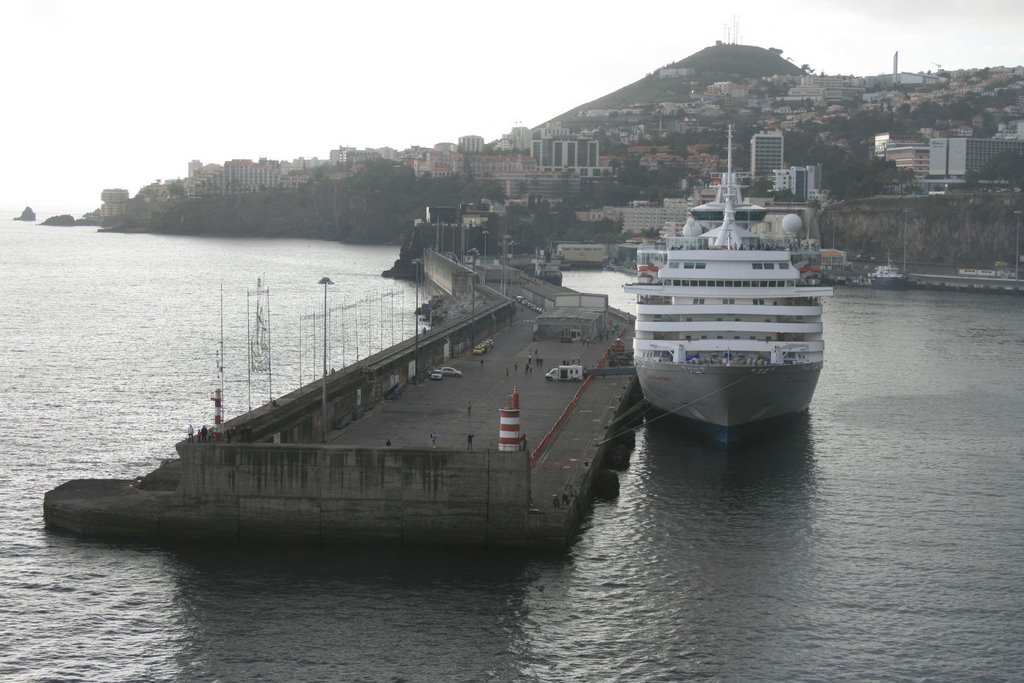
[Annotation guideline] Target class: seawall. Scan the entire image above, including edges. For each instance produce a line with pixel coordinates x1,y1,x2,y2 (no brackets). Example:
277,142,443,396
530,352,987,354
46,445,532,546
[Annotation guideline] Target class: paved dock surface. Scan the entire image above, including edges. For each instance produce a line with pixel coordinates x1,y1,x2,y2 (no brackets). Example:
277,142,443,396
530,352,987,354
330,305,635,510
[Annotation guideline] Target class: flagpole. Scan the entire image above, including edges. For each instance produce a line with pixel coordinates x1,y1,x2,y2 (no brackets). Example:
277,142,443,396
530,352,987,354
246,289,252,412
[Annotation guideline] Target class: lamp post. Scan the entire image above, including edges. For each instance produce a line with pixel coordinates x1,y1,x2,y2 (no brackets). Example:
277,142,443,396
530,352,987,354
502,235,514,297
318,276,334,442
412,258,422,382
482,229,489,260
1015,210,1022,281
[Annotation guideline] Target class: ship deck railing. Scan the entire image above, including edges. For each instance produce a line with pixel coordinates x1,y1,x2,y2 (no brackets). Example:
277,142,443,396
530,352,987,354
639,353,810,367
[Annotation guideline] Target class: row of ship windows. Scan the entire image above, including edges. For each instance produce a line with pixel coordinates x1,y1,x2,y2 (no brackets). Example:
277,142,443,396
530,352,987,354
687,298,766,304
654,317,803,322
652,334,779,341
665,262,790,270
664,280,791,287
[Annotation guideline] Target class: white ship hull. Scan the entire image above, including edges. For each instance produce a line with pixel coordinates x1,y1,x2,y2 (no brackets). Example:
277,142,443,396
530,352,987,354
636,359,823,443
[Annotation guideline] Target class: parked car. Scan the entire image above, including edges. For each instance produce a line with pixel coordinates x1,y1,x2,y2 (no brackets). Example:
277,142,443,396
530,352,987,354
439,367,462,377
429,369,444,380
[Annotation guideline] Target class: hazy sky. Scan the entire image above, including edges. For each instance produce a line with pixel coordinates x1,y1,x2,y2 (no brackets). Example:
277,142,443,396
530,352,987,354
3,0,1022,213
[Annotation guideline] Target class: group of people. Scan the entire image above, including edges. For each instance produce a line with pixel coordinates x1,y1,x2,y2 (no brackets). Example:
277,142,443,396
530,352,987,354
187,423,252,443
186,424,211,443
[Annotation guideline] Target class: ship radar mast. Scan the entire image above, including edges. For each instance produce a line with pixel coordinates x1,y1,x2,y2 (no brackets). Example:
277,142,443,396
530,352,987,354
714,125,740,249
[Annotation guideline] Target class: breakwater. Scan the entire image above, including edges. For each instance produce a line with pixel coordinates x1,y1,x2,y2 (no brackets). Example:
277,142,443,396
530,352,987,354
44,252,639,549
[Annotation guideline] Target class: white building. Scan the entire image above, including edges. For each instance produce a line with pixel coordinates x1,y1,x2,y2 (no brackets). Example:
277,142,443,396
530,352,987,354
772,165,822,200
621,198,690,234
929,137,1024,177
100,188,129,217
458,135,484,153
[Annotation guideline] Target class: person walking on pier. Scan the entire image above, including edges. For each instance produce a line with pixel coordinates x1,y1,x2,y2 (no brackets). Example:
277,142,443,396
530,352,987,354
467,433,474,450
187,424,194,443
200,425,208,442
430,431,437,448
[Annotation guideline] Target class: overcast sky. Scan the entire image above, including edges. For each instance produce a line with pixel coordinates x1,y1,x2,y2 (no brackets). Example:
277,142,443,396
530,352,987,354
3,0,1022,213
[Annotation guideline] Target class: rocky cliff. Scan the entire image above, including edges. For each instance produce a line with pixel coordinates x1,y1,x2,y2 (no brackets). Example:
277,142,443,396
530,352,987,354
820,194,1024,266
102,176,428,244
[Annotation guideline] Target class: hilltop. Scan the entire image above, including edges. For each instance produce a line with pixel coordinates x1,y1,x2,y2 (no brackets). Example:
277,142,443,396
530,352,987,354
548,43,805,123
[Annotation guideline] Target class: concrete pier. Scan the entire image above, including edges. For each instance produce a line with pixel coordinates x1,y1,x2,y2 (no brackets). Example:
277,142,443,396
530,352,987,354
44,257,639,550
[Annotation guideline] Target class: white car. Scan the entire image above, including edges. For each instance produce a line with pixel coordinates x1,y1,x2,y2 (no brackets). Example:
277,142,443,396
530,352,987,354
439,367,462,377
429,369,444,380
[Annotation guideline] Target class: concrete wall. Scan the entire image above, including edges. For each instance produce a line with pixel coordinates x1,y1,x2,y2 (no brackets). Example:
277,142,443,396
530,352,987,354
424,249,474,297
173,443,532,546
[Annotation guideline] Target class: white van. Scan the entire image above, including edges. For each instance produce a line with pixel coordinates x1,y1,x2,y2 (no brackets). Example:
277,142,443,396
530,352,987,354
545,364,584,382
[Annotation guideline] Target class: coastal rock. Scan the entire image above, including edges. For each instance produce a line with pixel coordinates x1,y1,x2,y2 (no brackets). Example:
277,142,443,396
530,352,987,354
13,206,36,221
41,214,77,227
40,214,100,227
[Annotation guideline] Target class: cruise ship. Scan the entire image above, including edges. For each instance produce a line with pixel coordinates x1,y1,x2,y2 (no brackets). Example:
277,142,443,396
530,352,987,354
624,132,833,443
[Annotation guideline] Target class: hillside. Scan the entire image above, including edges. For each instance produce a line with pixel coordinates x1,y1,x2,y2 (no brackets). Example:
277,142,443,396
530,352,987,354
548,43,805,123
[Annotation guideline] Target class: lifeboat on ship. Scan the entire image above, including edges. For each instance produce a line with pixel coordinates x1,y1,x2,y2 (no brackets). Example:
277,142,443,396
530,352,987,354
637,264,660,285
799,264,823,285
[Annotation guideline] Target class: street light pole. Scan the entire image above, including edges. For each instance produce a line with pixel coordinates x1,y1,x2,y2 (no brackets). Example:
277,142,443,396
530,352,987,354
318,276,334,442
1015,210,1022,281
482,229,489,260
412,258,422,382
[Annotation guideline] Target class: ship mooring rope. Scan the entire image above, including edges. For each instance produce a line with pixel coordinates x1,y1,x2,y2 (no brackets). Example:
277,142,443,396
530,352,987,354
595,370,756,446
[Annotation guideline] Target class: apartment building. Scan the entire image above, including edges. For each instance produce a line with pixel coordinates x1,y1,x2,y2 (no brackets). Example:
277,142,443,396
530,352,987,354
458,135,484,153
531,128,604,177
750,130,784,177
772,165,822,200
885,144,930,178
100,188,129,217
621,198,690,233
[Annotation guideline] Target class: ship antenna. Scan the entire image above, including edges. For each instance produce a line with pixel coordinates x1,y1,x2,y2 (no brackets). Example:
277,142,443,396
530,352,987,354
726,123,734,193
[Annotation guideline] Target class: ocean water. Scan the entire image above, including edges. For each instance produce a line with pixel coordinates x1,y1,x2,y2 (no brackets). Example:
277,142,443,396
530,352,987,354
2,220,1022,681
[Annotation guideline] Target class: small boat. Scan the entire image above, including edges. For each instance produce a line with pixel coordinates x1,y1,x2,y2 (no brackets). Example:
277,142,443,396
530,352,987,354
869,259,908,289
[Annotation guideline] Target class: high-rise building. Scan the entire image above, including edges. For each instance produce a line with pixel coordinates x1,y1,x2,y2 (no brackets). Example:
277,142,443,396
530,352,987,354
100,188,129,217
458,135,484,153
510,126,532,151
750,130,784,177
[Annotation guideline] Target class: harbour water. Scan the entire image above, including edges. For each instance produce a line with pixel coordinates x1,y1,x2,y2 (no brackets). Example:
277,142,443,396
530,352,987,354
2,220,1023,681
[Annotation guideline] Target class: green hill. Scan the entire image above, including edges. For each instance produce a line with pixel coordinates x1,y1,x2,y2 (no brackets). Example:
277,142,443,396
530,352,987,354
547,43,805,123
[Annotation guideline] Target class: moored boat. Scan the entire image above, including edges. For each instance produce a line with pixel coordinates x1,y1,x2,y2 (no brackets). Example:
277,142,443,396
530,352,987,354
869,259,909,289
